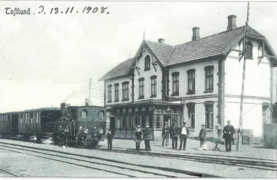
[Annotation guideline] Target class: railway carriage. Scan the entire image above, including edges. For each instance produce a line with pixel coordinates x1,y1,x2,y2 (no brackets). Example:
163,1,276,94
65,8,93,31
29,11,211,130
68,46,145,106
0,111,20,137
17,108,61,140
53,103,106,145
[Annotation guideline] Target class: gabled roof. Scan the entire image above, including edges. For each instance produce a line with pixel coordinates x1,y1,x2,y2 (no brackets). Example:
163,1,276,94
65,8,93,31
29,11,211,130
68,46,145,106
168,26,265,66
145,40,174,66
100,25,276,81
99,58,135,81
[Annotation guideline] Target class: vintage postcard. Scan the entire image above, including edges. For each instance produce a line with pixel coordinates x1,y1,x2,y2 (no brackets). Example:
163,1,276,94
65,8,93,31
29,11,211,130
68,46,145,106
0,0,276,178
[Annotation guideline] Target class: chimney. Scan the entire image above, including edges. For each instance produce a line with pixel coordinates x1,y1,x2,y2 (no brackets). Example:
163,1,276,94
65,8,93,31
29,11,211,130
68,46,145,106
158,38,165,44
227,15,237,31
192,27,200,41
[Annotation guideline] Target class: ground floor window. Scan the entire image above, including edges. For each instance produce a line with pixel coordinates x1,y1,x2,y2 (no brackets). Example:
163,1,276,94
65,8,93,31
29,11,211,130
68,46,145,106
134,115,140,127
127,116,132,129
122,116,127,129
205,103,214,129
116,117,121,128
141,115,146,128
155,115,162,128
149,116,153,128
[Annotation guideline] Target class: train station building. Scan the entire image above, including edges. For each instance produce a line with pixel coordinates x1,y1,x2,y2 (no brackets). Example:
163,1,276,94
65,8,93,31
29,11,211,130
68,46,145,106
99,15,277,141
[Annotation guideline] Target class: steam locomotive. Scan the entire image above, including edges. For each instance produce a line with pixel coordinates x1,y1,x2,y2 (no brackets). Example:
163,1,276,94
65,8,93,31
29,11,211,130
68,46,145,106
0,103,106,144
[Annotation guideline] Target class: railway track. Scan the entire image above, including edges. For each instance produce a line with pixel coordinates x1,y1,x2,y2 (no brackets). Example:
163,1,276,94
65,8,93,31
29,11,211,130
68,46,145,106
0,140,275,174
0,168,18,177
104,148,277,171
0,142,211,178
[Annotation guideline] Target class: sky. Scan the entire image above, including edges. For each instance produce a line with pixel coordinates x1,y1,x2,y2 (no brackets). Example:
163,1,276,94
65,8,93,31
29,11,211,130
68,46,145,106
0,1,277,112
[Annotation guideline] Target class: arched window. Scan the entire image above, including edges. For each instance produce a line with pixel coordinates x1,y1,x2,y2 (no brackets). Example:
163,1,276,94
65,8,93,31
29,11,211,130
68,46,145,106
246,41,253,59
145,55,151,71
81,110,87,118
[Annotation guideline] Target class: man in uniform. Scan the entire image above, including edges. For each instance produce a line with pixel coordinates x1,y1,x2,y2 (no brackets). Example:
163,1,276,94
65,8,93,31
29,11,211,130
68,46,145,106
162,122,170,147
179,122,189,151
223,120,235,152
64,126,69,147
134,125,143,151
170,122,179,149
75,126,83,148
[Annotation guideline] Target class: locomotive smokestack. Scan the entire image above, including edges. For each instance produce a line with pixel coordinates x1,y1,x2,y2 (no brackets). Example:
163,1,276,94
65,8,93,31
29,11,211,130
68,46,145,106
61,103,66,117
85,98,89,106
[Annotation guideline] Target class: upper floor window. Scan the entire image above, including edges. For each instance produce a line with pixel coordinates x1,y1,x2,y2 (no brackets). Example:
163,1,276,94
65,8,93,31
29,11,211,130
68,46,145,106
138,78,145,99
205,102,214,129
172,72,179,96
187,69,195,94
145,55,151,71
204,66,214,92
150,75,157,98
246,41,253,59
187,103,195,129
114,83,119,102
81,110,88,118
107,85,112,103
122,82,129,101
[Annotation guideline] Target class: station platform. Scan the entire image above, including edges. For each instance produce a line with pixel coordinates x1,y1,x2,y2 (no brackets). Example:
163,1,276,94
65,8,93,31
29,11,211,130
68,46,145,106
98,138,276,161
0,137,276,161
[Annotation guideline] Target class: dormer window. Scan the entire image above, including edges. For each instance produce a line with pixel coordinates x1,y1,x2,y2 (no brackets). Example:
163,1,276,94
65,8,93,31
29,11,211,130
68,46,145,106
246,41,253,59
145,55,151,71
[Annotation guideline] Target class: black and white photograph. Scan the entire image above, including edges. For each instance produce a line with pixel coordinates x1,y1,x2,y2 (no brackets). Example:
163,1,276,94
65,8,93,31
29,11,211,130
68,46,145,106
0,0,276,178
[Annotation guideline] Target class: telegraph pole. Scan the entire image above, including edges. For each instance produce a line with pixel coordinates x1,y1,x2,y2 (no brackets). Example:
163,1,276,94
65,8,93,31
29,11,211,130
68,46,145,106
237,2,250,151
88,78,93,105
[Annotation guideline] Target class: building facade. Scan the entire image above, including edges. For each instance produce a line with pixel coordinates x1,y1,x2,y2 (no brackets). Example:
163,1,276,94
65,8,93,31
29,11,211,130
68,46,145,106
99,15,277,140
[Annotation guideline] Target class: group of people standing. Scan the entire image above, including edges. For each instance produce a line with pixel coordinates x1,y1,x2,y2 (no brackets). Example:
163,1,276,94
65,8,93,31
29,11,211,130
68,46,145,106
161,120,235,152
134,124,152,151
57,125,104,149
161,121,190,150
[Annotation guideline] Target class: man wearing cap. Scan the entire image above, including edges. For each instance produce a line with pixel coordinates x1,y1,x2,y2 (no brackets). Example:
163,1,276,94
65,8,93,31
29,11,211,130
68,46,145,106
223,120,235,152
75,126,83,148
199,124,206,148
170,122,179,149
162,122,170,147
57,125,64,147
143,124,151,151
179,122,189,151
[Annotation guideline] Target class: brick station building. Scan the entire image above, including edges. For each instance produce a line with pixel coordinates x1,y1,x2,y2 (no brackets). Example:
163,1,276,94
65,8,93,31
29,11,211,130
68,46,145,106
99,15,277,141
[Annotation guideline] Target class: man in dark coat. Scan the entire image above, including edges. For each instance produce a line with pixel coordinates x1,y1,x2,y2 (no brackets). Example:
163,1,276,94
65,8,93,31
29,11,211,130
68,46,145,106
143,124,151,151
199,124,206,147
91,126,99,149
106,129,113,150
57,126,64,147
75,126,83,148
223,120,235,152
179,122,189,151
170,122,179,149
162,122,170,147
